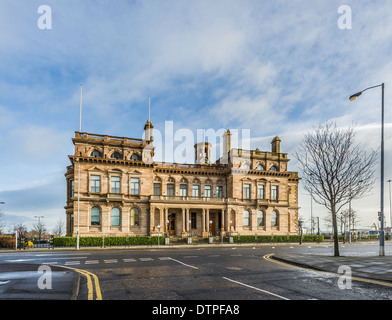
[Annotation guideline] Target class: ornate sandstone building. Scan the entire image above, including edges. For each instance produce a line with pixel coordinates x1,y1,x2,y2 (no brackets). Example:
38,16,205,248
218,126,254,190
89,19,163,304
64,120,300,238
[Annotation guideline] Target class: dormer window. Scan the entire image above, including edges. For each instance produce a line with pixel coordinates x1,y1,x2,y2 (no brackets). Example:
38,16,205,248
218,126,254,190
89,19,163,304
130,153,141,161
91,150,102,158
111,152,121,159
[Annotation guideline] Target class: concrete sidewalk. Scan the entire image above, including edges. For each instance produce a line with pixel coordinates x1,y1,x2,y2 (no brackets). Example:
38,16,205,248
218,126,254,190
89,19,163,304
272,253,392,284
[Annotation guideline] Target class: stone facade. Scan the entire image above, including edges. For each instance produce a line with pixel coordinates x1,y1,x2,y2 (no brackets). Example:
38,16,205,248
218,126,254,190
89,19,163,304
64,122,300,238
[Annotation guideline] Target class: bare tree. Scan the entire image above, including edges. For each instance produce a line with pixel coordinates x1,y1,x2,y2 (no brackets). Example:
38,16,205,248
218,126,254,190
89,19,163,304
294,122,377,256
13,222,28,238
33,219,47,241
0,209,4,235
52,218,65,237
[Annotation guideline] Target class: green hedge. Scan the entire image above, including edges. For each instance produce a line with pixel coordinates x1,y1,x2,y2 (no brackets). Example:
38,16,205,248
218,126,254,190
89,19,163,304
232,234,324,243
53,236,165,247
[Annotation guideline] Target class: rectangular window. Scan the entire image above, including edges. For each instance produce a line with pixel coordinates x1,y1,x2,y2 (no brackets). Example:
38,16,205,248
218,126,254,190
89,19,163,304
153,183,161,196
130,178,140,195
272,185,278,200
191,212,197,229
180,184,187,197
216,186,223,198
167,183,174,196
192,185,200,197
257,185,264,199
244,184,250,199
204,185,211,197
70,180,74,198
91,175,100,193
111,176,121,194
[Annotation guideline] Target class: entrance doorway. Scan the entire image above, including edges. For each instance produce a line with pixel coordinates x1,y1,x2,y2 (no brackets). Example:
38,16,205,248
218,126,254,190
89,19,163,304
168,213,176,236
209,212,222,236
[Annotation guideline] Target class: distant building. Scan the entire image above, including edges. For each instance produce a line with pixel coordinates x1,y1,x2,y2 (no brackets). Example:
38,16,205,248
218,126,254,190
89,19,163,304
64,120,300,238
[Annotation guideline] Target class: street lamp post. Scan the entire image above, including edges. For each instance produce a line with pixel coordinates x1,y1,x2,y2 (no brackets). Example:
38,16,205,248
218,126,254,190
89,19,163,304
388,179,392,228
349,83,385,256
157,224,160,248
74,157,81,250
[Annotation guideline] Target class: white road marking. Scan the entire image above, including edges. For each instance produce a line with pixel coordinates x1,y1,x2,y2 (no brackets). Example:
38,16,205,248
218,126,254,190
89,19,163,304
6,257,88,262
123,258,137,262
223,277,290,300
140,258,154,261
104,259,118,264
168,258,199,270
85,260,99,264
65,261,81,266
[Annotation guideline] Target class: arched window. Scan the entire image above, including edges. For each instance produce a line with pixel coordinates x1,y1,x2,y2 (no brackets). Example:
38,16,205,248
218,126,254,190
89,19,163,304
130,153,141,161
257,210,264,226
242,162,250,170
243,210,250,227
91,150,102,158
111,152,121,159
270,165,278,172
256,164,264,170
111,207,120,226
130,208,140,226
271,210,279,227
91,207,101,226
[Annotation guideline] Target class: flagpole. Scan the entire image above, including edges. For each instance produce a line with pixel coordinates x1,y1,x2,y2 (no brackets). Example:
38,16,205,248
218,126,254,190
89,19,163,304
76,84,82,250
79,84,82,132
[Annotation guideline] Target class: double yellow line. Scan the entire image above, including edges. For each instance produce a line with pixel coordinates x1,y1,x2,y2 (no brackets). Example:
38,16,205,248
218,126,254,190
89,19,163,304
61,265,102,300
263,253,392,288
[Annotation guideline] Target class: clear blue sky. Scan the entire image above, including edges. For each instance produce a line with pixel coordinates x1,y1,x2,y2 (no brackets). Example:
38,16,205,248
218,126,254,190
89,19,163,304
0,1,391,233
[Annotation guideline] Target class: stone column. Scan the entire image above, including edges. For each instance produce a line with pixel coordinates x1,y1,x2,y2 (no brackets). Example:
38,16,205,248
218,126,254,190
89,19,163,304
206,209,210,233
221,209,225,232
164,207,168,233
150,205,155,234
201,209,206,233
186,208,190,232
182,208,185,233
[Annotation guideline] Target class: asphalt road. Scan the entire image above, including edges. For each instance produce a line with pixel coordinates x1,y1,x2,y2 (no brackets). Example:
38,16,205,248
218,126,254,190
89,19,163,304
1,243,392,304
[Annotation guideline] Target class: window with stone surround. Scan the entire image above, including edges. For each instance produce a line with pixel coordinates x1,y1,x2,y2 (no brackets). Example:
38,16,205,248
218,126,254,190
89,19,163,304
204,185,211,197
111,152,122,159
130,207,140,226
192,185,200,197
243,210,250,227
271,185,278,200
91,207,101,226
111,176,121,194
167,183,174,196
180,184,187,197
216,186,223,198
153,183,161,196
111,207,120,226
257,210,265,226
271,210,279,227
91,175,100,193
257,185,264,199
130,178,140,195
244,184,251,199
91,150,102,158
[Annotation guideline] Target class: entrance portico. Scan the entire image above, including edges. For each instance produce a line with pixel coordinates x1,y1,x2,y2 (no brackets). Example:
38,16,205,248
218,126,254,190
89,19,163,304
149,205,232,238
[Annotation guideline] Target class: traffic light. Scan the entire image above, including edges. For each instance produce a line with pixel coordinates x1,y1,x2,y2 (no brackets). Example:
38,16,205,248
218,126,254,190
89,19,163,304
378,211,382,221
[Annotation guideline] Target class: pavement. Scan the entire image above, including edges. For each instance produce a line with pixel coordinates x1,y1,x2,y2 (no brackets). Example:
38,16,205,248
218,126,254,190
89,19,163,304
272,253,392,284
2,243,392,299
